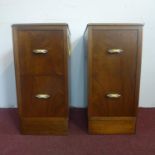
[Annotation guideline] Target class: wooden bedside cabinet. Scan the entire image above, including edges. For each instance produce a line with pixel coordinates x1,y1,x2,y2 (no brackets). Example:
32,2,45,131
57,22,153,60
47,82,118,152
84,24,143,134
12,24,70,135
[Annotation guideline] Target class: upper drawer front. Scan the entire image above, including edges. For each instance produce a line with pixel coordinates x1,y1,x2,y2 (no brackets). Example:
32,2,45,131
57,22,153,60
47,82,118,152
17,30,65,75
90,29,138,116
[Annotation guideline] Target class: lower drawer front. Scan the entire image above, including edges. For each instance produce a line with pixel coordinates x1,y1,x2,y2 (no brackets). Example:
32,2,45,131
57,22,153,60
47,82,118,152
20,75,68,117
88,117,136,134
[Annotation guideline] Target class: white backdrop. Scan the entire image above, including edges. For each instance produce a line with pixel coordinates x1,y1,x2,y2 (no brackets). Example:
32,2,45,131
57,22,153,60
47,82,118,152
0,0,155,108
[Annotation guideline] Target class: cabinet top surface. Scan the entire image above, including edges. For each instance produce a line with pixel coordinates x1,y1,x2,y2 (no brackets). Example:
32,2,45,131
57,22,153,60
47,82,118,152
12,23,70,33
84,23,143,33
12,23,68,27
87,23,144,26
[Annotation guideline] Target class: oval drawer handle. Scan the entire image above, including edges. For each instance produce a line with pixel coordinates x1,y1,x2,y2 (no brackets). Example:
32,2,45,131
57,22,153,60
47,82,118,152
106,93,121,98
108,49,123,54
33,49,48,54
35,94,50,99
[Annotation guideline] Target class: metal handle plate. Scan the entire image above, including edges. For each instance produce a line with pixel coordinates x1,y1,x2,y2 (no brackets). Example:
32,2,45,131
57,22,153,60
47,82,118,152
33,49,48,54
35,94,50,99
108,49,123,54
106,93,121,98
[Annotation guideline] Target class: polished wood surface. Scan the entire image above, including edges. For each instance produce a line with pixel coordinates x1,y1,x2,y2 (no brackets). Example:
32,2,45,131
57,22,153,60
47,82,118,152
85,24,143,134
17,30,65,75
90,30,138,116
12,24,70,134
21,117,68,135
20,76,67,117
88,117,136,134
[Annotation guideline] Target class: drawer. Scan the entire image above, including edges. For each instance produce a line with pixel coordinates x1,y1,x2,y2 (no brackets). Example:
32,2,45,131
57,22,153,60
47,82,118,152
20,75,68,117
90,30,138,116
17,30,65,75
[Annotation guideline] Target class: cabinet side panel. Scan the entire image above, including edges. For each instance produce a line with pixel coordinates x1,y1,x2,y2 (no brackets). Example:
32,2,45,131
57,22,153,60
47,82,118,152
134,27,143,115
12,28,22,115
63,28,69,117
86,27,93,118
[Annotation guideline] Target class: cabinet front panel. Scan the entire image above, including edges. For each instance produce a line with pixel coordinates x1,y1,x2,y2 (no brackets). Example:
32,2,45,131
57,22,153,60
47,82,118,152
89,30,138,116
17,30,65,75
20,76,68,117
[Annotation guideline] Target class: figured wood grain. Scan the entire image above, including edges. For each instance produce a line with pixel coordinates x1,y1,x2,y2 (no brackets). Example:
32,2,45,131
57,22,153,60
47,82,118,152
17,30,65,75
20,117,68,135
88,117,136,134
12,24,70,135
85,24,143,134
20,75,67,117
91,29,138,116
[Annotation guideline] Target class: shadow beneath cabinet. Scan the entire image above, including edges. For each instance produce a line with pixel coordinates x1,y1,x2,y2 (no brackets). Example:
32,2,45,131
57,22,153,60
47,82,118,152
69,108,88,135
0,108,20,135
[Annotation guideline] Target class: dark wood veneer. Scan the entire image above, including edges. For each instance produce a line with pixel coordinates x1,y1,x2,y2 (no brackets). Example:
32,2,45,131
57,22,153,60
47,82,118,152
12,24,70,135
85,24,143,134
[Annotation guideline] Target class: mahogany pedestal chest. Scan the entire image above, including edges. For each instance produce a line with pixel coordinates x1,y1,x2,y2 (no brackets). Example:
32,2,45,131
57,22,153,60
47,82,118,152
84,24,143,134
12,24,70,135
